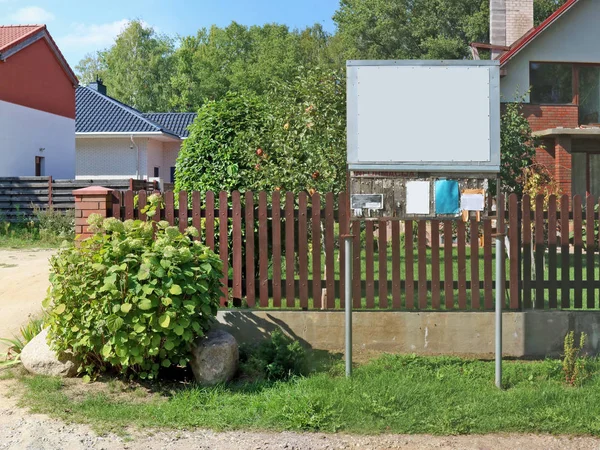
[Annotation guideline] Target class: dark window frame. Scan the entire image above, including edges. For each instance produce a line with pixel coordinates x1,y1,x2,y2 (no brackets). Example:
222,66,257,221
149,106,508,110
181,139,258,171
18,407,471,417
153,167,160,178
529,61,576,105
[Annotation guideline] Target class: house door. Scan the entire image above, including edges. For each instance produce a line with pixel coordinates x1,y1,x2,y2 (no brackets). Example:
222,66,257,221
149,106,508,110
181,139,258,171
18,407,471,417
35,156,45,176
572,152,600,197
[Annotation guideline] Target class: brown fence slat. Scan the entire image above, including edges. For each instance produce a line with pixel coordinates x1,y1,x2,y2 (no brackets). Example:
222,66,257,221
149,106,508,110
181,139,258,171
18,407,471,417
508,194,519,309
285,192,295,308
365,220,375,308
325,193,335,309
192,191,202,241
391,220,401,309
573,195,583,309
522,195,532,309
418,221,427,309
272,191,282,308
431,220,440,309
205,191,215,250
484,218,493,309
178,191,188,233
405,220,415,309
547,195,557,309
232,191,243,302
111,191,121,219
219,191,229,304
245,191,255,307
164,191,174,225
588,196,597,309
534,194,545,309
379,220,389,308
339,193,348,308
138,190,147,221
443,221,453,309
124,190,134,220
298,192,308,309
457,220,467,310
312,193,321,309
561,195,570,309
470,219,480,310
352,220,361,309
258,192,269,307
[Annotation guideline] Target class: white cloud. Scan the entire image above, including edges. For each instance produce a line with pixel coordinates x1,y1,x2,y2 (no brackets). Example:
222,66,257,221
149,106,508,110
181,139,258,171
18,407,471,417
56,19,150,53
9,6,55,23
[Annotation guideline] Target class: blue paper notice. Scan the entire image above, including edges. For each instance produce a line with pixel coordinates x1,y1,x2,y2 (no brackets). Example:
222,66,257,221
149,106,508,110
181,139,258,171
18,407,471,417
435,180,460,215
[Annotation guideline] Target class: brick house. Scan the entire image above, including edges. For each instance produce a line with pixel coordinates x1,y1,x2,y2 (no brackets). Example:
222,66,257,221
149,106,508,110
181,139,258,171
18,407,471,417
76,80,196,187
0,25,77,178
489,0,600,199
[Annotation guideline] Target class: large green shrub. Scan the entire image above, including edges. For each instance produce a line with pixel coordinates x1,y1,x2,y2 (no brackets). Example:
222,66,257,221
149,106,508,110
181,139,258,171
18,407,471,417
44,210,223,380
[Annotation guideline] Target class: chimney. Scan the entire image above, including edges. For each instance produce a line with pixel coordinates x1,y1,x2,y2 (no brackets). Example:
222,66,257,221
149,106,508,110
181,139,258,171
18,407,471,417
88,76,107,95
490,0,534,58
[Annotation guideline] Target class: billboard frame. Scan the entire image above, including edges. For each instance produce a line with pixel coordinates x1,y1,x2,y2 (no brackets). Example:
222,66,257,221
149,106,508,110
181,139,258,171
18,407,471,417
346,59,501,173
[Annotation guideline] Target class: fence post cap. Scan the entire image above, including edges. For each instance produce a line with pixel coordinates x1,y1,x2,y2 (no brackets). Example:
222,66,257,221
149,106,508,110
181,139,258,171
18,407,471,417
72,186,114,196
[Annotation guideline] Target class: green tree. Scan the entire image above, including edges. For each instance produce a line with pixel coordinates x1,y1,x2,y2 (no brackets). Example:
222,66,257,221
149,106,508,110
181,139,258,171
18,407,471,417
534,0,568,26
74,52,107,86
175,67,347,195
333,0,489,60
101,20,174,112
494,95,539,196
169,22,333,111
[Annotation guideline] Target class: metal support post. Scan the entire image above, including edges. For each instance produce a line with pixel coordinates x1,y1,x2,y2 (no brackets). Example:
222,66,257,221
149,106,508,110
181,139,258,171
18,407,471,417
495,194,505,389
343,235,353,378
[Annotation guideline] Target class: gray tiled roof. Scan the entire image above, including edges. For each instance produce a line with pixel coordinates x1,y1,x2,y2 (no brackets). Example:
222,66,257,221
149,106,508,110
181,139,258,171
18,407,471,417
143,113,197,138
76,86,194,138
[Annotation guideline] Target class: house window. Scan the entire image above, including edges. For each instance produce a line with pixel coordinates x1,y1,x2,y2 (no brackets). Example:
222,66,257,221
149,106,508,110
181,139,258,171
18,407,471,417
530,63,573,104
579,66,600,125
153,167,159,178
170,167,176,183
572,152,600,198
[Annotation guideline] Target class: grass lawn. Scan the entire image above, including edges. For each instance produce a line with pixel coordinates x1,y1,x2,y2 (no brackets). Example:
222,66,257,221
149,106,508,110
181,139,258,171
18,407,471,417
0,224,69,249
10,354,600,436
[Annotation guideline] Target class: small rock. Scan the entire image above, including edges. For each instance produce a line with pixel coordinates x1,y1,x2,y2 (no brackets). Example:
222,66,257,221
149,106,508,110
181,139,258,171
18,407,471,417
20,328,78,377
190,330,238,386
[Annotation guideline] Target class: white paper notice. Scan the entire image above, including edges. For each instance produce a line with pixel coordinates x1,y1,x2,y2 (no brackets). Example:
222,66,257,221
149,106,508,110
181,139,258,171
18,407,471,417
406,181,430,215
461,193,485,211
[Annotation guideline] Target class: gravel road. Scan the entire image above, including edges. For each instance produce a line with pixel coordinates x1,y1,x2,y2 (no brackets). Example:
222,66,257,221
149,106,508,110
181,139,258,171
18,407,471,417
1,380,600,450
0,249,55,351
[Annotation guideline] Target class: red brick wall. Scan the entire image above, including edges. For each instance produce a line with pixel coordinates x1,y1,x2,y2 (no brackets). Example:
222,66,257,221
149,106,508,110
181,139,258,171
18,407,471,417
520,104,579,132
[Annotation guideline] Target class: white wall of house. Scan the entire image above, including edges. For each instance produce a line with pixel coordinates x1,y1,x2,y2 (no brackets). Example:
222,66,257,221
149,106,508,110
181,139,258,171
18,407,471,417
146,138,163,181
0,100,75,178
163,142,181,183
76,137,147,179
501,0,600,102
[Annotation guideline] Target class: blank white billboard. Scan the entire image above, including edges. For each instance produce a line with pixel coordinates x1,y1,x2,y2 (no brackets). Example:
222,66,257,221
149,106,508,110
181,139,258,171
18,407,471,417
347,61,500,173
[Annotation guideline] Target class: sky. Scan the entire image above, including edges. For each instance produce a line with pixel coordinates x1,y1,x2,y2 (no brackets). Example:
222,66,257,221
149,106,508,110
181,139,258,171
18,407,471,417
0,0,339,68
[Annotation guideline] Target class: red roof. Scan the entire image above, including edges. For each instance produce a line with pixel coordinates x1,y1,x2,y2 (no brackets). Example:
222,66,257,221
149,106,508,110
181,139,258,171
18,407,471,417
0,24,78,85
500,0,580,66
0,25,44,53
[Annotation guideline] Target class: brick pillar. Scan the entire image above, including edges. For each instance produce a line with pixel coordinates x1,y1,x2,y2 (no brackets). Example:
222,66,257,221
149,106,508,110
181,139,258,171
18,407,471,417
555,136,572,200
73,186,113,239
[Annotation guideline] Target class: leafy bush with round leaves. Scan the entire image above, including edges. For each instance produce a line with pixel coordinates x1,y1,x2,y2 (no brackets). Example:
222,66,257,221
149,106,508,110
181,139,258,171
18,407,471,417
44,212,223,380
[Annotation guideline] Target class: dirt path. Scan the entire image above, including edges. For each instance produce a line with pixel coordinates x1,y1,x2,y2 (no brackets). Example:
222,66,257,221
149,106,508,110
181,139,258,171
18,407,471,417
0,380,599,450
0,249,56,350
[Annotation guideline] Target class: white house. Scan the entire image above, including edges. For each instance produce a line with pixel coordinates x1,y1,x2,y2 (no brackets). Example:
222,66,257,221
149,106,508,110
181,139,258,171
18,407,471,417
75,80,196,186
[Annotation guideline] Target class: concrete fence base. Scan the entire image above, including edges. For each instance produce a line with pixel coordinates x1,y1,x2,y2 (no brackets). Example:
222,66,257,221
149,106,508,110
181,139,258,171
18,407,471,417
216,310,600,358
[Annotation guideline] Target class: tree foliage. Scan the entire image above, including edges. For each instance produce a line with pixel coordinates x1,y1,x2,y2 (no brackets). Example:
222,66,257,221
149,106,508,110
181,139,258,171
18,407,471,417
494,95,539,197
175,67,346,195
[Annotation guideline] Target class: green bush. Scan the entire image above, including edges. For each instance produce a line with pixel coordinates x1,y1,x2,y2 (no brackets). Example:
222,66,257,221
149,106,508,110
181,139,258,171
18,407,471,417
44,209,223,380
239,329,307,381
34,206,75,240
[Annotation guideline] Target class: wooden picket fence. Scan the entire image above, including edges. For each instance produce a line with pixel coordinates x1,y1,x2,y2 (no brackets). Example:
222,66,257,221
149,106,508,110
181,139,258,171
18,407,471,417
109,190,600,311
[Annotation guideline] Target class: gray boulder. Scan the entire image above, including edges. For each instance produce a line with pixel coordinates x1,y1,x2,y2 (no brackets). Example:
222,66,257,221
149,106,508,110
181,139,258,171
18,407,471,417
190,329,238,385
20,328,77,377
